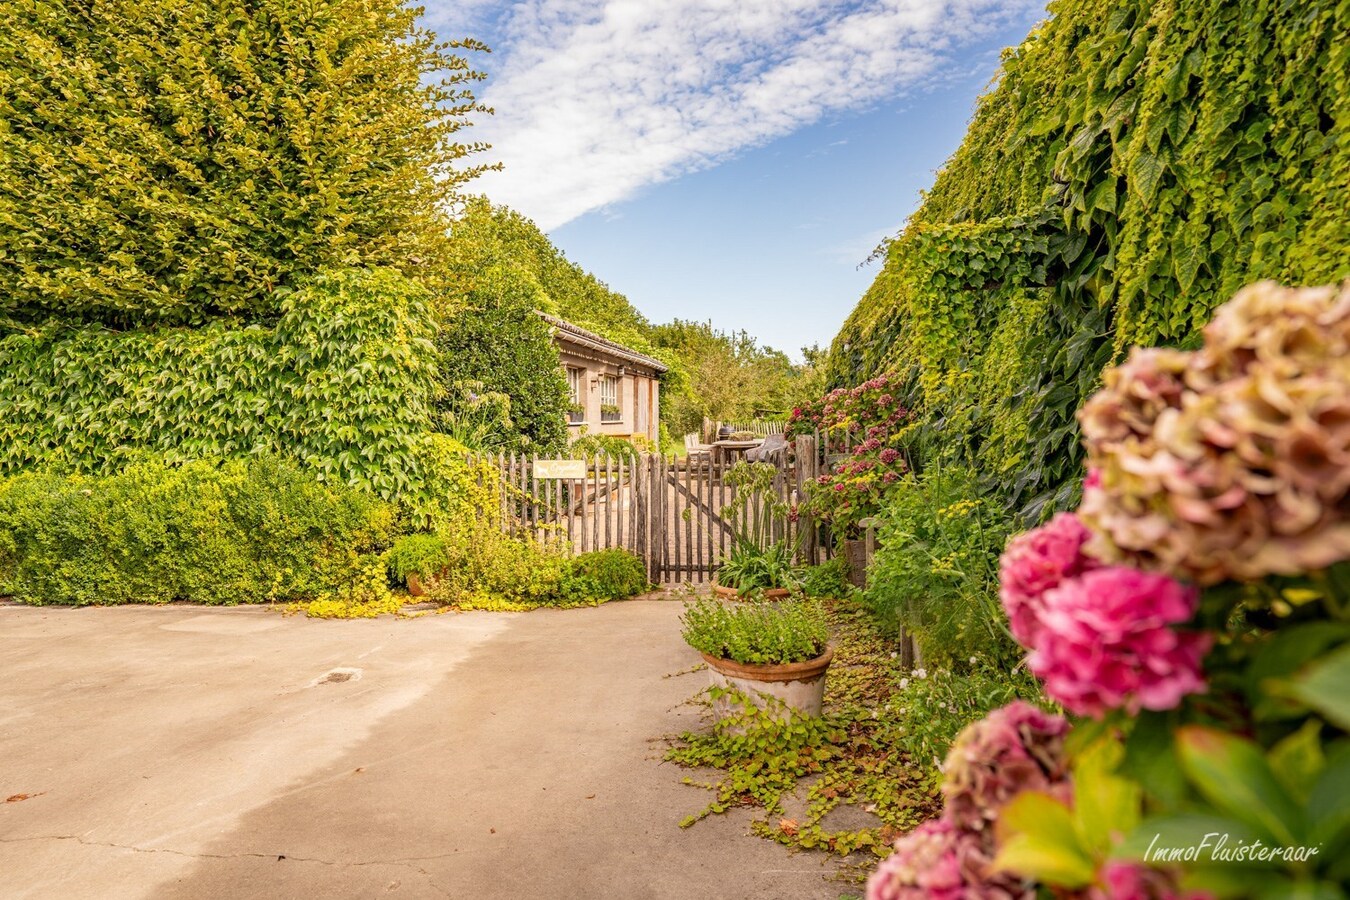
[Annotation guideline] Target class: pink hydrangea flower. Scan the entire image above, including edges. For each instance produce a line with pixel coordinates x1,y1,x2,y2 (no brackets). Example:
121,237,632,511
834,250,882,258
999,513,1099,646
866,819,1030,900
1027,567,1211,717
942,701,1070,832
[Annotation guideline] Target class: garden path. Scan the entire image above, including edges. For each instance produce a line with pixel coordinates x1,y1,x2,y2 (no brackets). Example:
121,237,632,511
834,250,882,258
0,601,846,899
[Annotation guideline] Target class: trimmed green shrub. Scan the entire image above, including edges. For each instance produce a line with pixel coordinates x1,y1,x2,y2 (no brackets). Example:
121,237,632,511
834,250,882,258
0,268,445,511
680,598,830,665
433,264,569,453
0,457,395,606
567,433,640,460
560,549,649,602
426,520,569,610
0,0,492,329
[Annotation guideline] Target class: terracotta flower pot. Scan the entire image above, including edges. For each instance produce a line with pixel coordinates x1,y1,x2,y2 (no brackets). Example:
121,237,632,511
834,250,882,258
701,644,834,721
711,580,791,602
405,573,430,597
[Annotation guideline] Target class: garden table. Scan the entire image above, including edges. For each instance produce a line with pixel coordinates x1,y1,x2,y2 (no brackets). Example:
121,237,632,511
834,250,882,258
710,438,763,467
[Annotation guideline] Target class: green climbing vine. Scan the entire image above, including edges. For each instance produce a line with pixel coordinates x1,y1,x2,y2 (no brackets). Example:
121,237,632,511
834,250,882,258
828,0,1349,522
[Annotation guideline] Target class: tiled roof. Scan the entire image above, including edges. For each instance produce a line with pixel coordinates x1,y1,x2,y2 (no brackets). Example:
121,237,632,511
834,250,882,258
538,312,669,373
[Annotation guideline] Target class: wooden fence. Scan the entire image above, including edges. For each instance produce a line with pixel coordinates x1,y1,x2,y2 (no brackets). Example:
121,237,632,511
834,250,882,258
473,434,824,584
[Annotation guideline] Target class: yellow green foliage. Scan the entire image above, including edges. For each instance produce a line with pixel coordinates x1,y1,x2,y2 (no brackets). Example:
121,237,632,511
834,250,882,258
0,456,395,606
0,0,494,329
0,268,469,524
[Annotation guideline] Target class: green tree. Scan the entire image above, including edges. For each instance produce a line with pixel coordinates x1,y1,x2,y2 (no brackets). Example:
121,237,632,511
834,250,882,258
445,198,653,345
650,320,802,434
433,264,569,453
0,0,494,329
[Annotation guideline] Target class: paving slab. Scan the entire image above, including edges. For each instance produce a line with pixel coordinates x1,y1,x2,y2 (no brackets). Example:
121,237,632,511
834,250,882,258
0,602,847,899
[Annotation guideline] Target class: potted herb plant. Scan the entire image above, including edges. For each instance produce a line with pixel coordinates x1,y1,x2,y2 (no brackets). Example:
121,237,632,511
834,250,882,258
386,533,450,597
713,539,797,600
681,597,833,719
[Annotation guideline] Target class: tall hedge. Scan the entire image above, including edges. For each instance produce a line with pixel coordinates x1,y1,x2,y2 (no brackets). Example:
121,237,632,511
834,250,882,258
0,0,493,329
827,0,1349,521
0,268,443,504
434,263,570,453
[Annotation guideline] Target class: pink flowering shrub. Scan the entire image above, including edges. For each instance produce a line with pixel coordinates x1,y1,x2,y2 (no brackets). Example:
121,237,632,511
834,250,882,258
1027,567,1210,717
1089,861,1212,900
866,282,1350,900
869,702,1069,900
998,512,1098,646
787,373,910,536
941,701,1070,831
1079,282,1350,585
866,819,1028,900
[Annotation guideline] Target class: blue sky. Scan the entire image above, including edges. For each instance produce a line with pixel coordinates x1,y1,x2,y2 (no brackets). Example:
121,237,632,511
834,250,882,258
424,1,1048,359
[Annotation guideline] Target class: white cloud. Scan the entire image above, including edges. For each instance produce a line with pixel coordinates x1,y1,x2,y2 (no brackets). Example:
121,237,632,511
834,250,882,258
442,0,1040,230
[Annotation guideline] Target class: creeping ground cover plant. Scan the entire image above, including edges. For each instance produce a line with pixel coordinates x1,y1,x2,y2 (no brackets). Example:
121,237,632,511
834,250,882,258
866,282,1350,900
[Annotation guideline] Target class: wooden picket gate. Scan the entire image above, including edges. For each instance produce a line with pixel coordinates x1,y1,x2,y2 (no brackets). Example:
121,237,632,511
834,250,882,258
474,435,824,584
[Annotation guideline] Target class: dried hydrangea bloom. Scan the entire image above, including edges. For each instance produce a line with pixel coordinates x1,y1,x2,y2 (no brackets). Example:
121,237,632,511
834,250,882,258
865,818,1032,900
941,701,1071,832
1027,567,1210,717
1079,281,1350,584
999,513,1099,646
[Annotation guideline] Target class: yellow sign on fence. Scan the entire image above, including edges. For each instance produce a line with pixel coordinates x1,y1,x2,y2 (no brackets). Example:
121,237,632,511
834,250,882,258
532,458,587,480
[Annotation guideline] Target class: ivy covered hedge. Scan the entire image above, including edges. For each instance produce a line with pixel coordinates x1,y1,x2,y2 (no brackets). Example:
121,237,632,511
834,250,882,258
0,268,454,517
828,0,1349,520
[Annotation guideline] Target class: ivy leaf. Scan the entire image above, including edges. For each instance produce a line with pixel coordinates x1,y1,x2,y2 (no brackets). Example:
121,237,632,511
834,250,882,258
1087,177,1118,216
1170,231,1205,294
1129,151,1167,206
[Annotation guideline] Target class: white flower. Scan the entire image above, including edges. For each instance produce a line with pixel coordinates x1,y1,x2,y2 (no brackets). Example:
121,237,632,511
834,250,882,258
890,651,898,659
939,702,947,710
899,677,910,689
969,656,978,665
915,668,928,679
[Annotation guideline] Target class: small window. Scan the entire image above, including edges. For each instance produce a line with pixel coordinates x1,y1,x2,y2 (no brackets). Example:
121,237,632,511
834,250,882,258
600,374,621,422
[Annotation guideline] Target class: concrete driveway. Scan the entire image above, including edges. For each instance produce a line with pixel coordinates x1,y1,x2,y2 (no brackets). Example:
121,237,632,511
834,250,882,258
0,601,846,899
